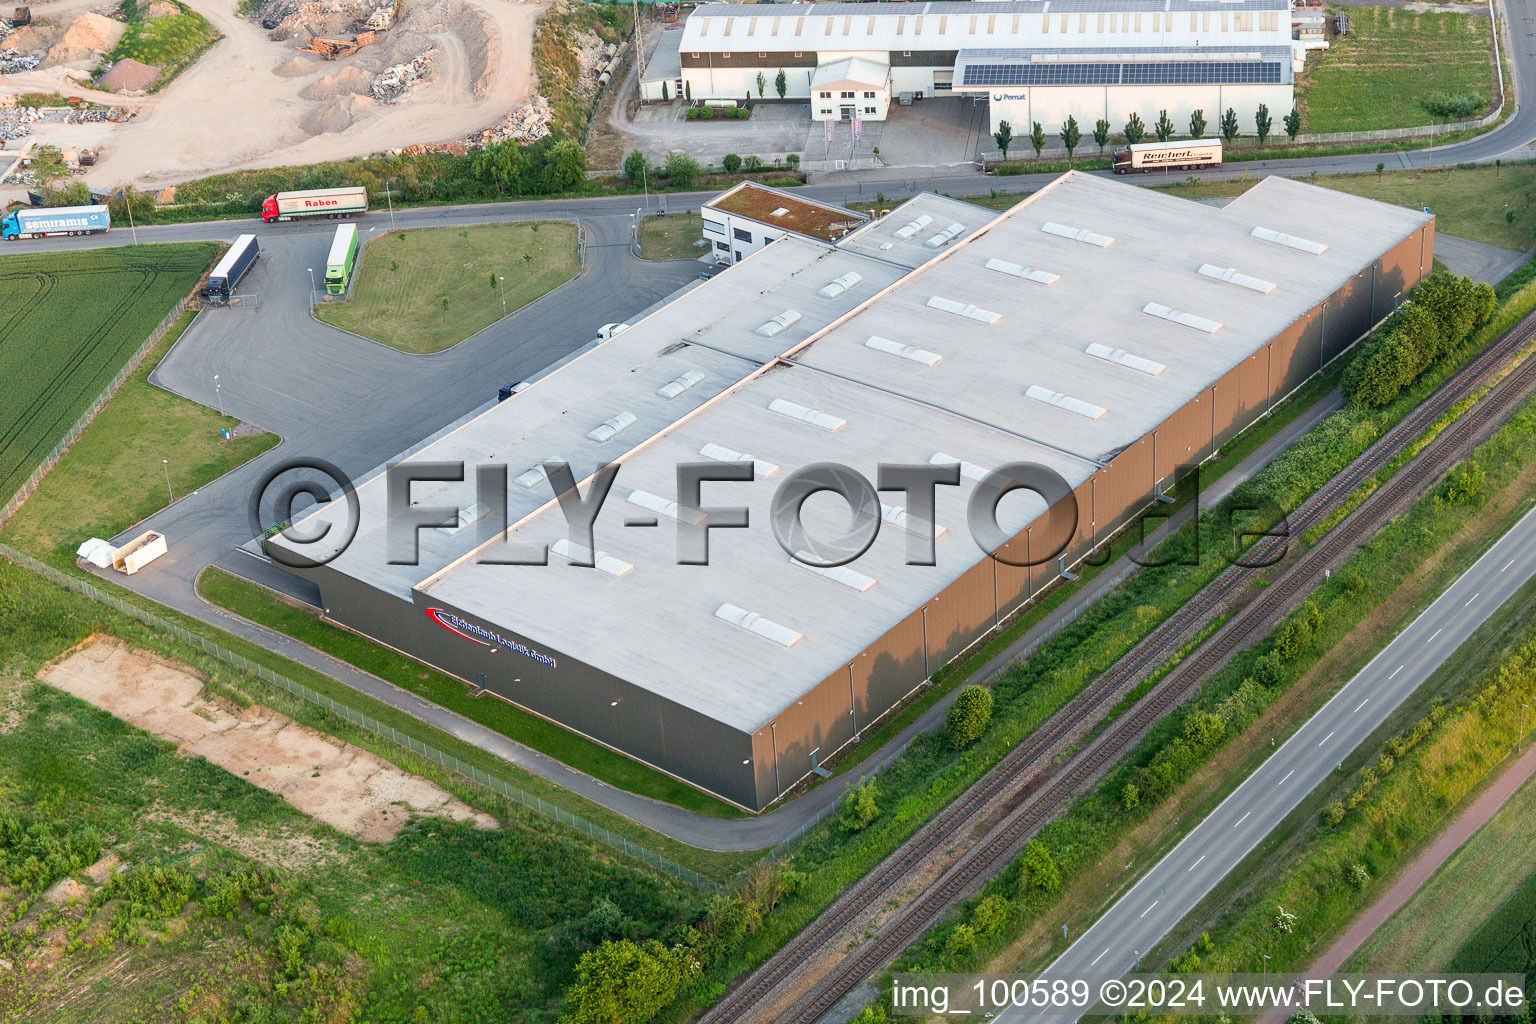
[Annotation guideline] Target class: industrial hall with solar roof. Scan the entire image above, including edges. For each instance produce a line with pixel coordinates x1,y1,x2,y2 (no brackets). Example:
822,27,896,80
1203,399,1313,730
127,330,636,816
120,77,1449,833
645,0,1297,135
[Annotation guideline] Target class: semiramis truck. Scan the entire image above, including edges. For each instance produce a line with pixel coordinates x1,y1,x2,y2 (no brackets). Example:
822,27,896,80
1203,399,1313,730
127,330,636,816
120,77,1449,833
2,204,110,240
1112,139,1223,174
205,233,260,305
261,185,367,223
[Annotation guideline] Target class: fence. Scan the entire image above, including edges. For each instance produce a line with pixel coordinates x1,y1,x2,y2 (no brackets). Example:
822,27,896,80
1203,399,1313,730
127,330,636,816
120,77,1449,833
0,298,190,531
0,540,722,890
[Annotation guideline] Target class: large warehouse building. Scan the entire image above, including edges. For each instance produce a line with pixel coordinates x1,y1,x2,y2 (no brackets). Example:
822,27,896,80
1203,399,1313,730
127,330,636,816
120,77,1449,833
654,0,1295,134
273,172,1433,811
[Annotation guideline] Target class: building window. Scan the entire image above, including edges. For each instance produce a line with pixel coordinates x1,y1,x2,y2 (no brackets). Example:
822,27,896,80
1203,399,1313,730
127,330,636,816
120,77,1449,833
903,49,910,56
820,90,831,98
715,240,729,251
703,219,726,236
722,51,730,58
841,90,854,98
733,227,752,242
933,80,951,91
863,90,875,98
692,52,700,58
759,51,766,57
864,106,876,114
794,51,801,57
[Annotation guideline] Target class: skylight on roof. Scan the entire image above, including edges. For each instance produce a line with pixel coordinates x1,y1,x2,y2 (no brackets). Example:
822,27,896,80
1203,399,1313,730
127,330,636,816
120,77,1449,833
865,334,940,366
657,369,706,399
770,206,790,217
1085,342,1166,376
881,503,947,538
699,442,779,477
929,451,992,482
714,603,803,647
1143,302,1222,334
1041,221,1115,247
587,411,638,443
1250,226,1328,254
1026,384,1107,420
818,271,863,298
893,214,934,240
768,397,846,431
791,557,876,592
925,222,965,248
1198,263,1277,293
927,295,1000,324
515,457,564,489
551,538,634,578
984,258,1059,285
756,309,803,337
628,489,706,525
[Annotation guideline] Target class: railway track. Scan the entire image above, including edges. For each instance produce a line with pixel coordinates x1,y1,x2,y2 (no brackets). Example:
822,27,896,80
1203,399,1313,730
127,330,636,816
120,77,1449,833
701,306,1536,1024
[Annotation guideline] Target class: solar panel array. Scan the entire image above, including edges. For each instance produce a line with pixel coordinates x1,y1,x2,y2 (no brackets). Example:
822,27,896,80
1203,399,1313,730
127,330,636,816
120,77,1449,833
960,59,1283,86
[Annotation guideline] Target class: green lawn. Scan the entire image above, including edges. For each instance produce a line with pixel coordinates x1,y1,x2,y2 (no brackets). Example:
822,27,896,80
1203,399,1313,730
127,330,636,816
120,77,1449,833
1346,765,1536,976
315,222,579,353
639,210,710,260
196,566,749,819
1298,5,1496,133
1154,163,1536,251
0,310,278,566
107,1,220,91
0,243,217,504
0,560,701,1023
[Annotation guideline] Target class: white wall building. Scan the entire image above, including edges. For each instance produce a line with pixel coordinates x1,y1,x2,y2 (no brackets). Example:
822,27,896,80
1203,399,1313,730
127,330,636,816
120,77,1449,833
701,181,868,263
671,0,1294,132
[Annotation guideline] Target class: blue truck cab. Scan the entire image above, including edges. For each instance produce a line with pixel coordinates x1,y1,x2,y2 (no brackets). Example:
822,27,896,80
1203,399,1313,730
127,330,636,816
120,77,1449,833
3,204,111,240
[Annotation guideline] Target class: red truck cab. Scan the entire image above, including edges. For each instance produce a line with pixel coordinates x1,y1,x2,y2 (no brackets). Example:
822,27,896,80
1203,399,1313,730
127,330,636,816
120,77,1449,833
260,194,279,223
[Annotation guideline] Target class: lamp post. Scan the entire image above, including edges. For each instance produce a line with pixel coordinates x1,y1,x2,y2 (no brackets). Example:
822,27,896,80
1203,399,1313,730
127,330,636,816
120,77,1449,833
306,267,316,308
162,459,173,503
386,179,396,229
213,374,224,418
497,275,506,318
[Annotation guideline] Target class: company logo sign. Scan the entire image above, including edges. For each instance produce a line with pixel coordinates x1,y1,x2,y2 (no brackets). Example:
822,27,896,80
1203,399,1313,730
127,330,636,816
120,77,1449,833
302,197,343,209
426,607,558,668
992,91,1027,102
34,217,95,228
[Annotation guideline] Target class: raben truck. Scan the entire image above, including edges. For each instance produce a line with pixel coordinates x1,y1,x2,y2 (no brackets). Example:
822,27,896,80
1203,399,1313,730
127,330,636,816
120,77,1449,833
261,186,367,223
2,204,110,240
205,234,260,305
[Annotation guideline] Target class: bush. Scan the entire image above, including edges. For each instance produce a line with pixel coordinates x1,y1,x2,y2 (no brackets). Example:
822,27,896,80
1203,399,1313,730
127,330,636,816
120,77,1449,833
742,155,765,170
839,775,880,832
720,153,741,173
623,148,648,185
1422,93,1486,119
684,107,698,120
945,685,994,749
663,151,702,188
1020,839,1060,892
972,894,1009,938
785,153,800,169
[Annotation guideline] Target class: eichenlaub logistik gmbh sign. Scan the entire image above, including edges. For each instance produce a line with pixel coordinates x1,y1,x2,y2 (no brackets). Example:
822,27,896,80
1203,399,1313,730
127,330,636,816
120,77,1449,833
426,608,559,668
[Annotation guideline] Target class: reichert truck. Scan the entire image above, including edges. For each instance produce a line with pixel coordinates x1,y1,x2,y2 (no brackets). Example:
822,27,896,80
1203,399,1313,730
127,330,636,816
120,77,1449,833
2,204,110,240
205,233,260,305
1112,139,1223,174
261,186,367,223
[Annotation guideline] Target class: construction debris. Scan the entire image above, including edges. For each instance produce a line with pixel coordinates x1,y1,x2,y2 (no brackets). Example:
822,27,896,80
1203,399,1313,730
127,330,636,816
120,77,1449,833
363,0,399,31
370,47,433,102
0,47,38,73
472,93,550,145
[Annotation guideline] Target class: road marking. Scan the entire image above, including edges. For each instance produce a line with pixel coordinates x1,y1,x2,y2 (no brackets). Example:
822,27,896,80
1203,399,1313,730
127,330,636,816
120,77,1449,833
1428,628,1442,643
1188,854,1206,872
1465,592,1480,607
1279,769,1295,785
1503,559,1515,572
1354,699,1369,713
1091,948,1108,966
1389,665,1403,680
1319,731,1335,746
1140,901,1158,919
1235,811,1251,827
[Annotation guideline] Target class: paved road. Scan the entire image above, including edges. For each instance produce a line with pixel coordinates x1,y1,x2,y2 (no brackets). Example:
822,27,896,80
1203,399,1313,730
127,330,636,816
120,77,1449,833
1016,501,1536,1019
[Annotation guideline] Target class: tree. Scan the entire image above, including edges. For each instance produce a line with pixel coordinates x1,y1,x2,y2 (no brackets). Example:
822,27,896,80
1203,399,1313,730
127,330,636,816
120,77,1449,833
785,152,800,170
839,776,880,832
1154,108,1174,143
1059,115,1081,162
972,894,1009,938
944,923,977,961
755,70,767,99
1255,102,1273,146
1283,106,1302,142
106,183,152,226
543,139,586,192
45,180,91,207
684,80,691,102
1188,108,1207,139
663,150,702,188
473,139,522,192
1123,112,1146,145
721,153,742,173
1029,120,1045,158
775,67,787,100
28,144,70,191
993,119,1013,160
1220,107,1240,144
661,81,668,102
622,148,647,186
561,939,700,1024
1020,839,1060,892
1121,782,1140,810
945,685,993,750
1092,118,1111,154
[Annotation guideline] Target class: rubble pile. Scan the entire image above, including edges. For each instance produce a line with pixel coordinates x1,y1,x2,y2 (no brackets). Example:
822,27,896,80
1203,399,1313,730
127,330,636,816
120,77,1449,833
0,48,39,73
0,105,42,141
473,94,551,145
370,48,434,102
398,139,466,156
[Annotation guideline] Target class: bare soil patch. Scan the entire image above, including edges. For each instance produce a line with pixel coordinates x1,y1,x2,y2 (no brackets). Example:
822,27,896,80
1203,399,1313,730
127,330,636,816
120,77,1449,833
39,639,497,843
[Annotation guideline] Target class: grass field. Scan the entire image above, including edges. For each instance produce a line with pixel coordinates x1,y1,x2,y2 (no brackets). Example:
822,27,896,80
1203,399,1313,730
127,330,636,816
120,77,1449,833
0,243,217,505
0,310,278,567
639,210,709,260
1345,767,1536,976
107,1,220,91
1153,163,1536,251
1449,862,1536,1001
314,222,579,353
1297,6,1496,133
196,567,748,819
0,561,701,1023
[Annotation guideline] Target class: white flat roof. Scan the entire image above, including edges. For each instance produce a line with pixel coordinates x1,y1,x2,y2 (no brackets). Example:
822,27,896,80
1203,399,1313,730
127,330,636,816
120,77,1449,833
278,172,1429,734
